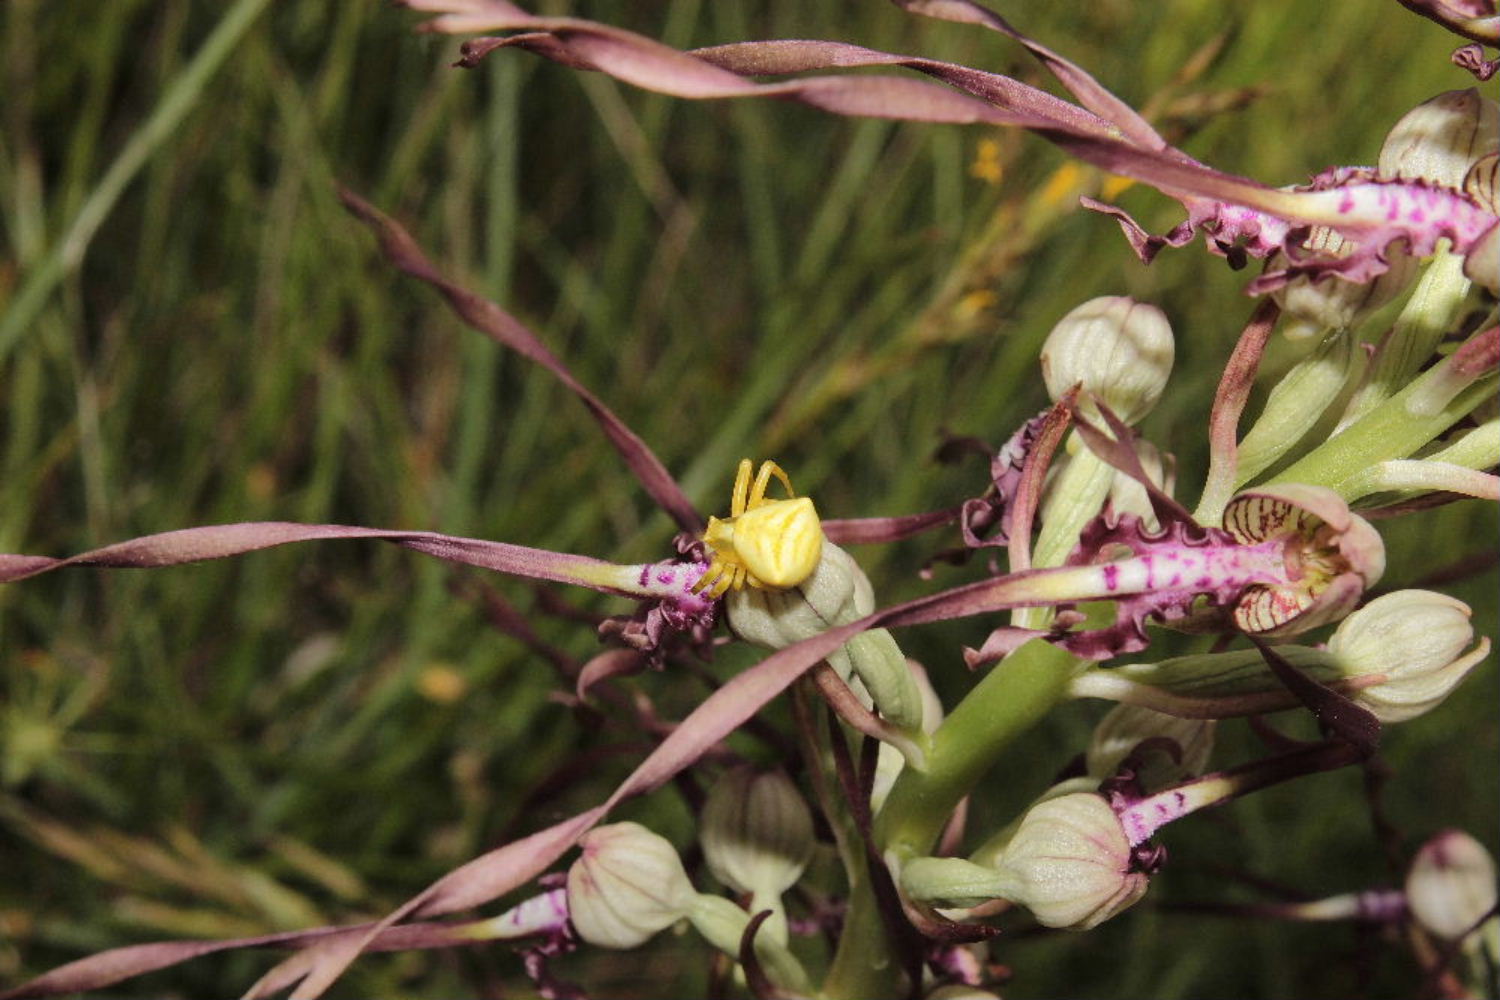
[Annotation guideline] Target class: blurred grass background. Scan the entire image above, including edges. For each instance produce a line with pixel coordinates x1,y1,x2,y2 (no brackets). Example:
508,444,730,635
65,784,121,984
0,0,1494,996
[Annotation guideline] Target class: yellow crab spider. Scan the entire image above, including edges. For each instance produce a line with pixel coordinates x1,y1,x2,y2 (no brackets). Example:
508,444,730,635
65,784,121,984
692,459,824,599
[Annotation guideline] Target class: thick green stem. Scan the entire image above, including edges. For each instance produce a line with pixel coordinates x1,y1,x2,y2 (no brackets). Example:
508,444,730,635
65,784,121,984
876,641,1082,859
821,640,1080,998
822,874,897,1000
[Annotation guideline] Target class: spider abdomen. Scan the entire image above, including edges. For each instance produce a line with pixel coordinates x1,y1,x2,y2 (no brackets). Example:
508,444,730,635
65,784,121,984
734,497,823,589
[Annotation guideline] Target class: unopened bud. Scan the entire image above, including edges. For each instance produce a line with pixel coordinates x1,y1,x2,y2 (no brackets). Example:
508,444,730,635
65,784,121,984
872,661,945,812
566,822,697,949
1086,704,1214,789
727,543,924,733
907,793,1152,929
700,767,814,944
725,541,871,648
702,767,814,897
1040,296,1174,425
1405,829,1498,940
1327,590,1488,723
1378,89,1500,189
997,792,1151,929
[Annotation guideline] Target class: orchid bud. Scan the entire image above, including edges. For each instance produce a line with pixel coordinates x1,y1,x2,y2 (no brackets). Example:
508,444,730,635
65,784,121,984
996,792,1151,929
1378,89,1500,190
1405,830,1498,940
906,793,1151,930
566,822,698,949
871,661,945,813
1326,590,1488,723
725,541,872,649
700,767,815,945
1269,226,1419,334
1086,704,1215,790
1040,296,1175,425
727,542,924,733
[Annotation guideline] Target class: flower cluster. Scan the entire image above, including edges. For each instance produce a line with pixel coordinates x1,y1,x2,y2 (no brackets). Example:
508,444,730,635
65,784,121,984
2,2,1494,999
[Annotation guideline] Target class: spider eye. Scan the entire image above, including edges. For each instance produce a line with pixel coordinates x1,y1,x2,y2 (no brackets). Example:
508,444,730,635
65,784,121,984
733,497,823,588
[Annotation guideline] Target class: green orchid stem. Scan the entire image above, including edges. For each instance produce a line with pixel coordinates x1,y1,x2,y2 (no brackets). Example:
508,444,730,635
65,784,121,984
822,640,1081,999
1271,325,1498,499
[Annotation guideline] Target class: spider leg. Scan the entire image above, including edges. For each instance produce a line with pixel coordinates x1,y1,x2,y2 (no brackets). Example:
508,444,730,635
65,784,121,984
748,460,796,510
693,559,724,595
709,569,735,599
730,458,753,517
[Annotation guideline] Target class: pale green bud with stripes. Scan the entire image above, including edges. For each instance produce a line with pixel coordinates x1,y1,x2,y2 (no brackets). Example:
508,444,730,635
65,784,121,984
727,541,925,734
700,767,815,946
1405,829,1497,941
1040,296,1174,425
902,792,1148,930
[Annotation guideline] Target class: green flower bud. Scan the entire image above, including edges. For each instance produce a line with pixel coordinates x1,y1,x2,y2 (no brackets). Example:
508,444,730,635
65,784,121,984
996,792,1150,929
904,793,1150,930
1405,830,1498,940
967,777,1101,868
727,542,924,734
725,541,872,650
1326,590,1489,723
566,822,697,949
872,661,945,813
700,766,815,945
1085,704,1214,789
702,767,814,897
1040,296,1175,425
1378,89,1500,190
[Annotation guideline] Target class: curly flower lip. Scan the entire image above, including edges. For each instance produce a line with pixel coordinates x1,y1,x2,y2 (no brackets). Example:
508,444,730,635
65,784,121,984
963,481,1385,664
